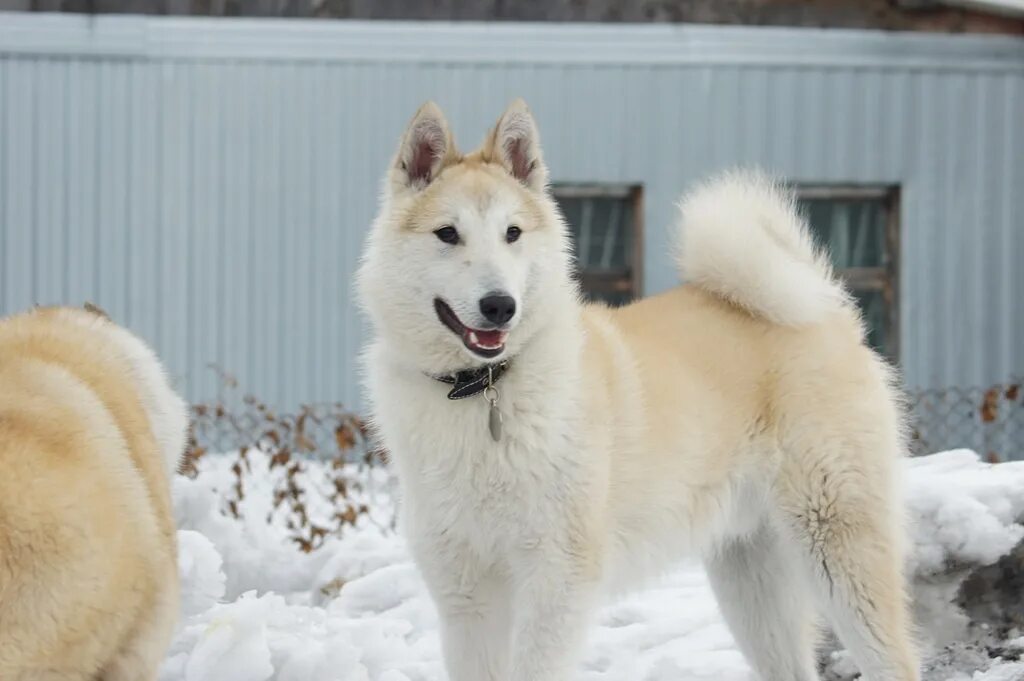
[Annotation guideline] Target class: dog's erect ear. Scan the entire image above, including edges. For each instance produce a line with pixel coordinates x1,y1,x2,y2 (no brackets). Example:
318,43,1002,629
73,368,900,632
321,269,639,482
83,301,110,320
483,99,548,192
390,102,456,194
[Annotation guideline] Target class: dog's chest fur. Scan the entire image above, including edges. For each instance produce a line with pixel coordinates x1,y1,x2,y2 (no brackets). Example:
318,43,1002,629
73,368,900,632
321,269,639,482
367,345,591,555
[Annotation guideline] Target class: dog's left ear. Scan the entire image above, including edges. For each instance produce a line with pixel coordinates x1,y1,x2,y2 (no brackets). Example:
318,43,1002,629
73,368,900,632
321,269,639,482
83,301,110,320
484,99,548,192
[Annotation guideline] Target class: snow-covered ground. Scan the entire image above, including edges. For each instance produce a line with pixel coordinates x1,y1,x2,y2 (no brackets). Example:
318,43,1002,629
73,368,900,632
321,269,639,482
162,450,1024,681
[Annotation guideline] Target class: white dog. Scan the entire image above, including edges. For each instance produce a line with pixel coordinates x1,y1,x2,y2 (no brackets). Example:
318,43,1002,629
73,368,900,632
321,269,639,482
357,99,919,681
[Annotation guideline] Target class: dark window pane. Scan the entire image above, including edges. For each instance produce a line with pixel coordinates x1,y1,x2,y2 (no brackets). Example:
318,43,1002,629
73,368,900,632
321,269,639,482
802,198,886,268
561,197,634,270
852,288,888,356
798,189,898,361
555,188,639,306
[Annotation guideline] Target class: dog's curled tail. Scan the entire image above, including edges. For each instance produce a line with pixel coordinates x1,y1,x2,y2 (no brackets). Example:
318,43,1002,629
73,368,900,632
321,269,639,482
675,170,852,327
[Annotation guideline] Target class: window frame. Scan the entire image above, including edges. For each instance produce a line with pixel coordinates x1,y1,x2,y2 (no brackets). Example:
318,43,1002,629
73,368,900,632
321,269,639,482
796,184,901,362
552,183,645,304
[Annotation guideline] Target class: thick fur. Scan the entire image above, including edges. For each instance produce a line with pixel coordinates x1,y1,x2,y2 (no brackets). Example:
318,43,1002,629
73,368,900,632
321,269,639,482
0,306,188,681
676,170,852,327
358,100,919,681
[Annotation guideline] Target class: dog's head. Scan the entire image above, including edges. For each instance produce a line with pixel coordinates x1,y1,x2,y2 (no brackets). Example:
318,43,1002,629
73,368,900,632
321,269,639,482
357,100,575,373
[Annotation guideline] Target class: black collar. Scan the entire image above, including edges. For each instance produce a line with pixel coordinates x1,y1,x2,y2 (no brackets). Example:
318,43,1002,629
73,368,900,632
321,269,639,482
433,360,510,400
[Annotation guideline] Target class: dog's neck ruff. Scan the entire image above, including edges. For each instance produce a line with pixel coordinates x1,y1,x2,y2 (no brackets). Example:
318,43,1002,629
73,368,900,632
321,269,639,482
432,360,510,400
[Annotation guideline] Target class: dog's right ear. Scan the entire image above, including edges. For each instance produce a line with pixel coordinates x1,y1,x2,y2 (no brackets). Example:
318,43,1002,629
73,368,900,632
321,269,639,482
389,102,456,195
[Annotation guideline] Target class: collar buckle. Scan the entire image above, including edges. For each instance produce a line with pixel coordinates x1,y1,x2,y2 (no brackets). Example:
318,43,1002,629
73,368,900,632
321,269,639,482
433,359,510,400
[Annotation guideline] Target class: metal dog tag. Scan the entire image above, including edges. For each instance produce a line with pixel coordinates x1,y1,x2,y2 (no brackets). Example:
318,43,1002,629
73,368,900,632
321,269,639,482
484,366,502,442
488,400,503,442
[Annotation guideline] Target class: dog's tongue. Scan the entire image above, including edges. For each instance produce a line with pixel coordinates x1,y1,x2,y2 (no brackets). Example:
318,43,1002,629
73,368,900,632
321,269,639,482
474,330,505,346
465,328,508,350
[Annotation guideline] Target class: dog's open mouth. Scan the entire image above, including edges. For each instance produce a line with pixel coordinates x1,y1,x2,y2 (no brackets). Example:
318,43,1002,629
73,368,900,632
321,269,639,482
434,298,508,359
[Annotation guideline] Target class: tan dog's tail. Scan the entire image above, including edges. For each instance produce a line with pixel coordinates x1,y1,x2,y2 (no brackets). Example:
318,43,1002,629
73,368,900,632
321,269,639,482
675,170,853,327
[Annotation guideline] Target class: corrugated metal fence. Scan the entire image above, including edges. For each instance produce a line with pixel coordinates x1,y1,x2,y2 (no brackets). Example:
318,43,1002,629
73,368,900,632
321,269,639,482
1,15,1022,422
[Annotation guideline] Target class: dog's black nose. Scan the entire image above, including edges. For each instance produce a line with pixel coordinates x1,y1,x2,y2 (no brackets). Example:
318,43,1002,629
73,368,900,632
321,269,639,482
479,293,516,326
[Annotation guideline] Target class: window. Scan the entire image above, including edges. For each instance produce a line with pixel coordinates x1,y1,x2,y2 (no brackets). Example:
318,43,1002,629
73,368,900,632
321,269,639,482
554,185,643,306
797,186,900,360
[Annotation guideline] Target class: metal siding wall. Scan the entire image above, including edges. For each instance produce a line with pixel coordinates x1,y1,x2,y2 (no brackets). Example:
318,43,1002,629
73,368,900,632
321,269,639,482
0,17,1021,409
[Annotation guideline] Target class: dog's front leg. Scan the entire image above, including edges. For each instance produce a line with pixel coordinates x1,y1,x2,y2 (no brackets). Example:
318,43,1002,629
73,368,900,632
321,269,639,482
415,543,513,681
508,547,600,681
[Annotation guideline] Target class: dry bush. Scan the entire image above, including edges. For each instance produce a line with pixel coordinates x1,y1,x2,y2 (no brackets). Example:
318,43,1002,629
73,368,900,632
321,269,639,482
181,367,390,553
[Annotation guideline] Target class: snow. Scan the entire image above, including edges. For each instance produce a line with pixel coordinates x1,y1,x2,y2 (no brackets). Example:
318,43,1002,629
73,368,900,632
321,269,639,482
974,665,1024,681
177,530,227,618
162,450,1024,681
907,449,1024,574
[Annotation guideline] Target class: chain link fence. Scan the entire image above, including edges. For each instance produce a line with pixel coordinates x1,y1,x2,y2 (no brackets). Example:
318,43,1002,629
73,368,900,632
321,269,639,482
182,376,1023,467
180,366,379,474
908,379,1022,463
184,397,376,472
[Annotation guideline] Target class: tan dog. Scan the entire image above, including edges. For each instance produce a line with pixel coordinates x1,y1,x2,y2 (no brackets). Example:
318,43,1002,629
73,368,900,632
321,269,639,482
0,305,188,681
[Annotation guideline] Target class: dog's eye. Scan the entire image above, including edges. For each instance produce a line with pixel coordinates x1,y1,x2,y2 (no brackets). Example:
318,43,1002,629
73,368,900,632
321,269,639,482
434,226,460,245
505,225,522,244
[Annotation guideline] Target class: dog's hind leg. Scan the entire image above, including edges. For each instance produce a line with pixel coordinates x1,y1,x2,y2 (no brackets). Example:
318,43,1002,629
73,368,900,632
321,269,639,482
774,431,920,681
705,523,820,681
